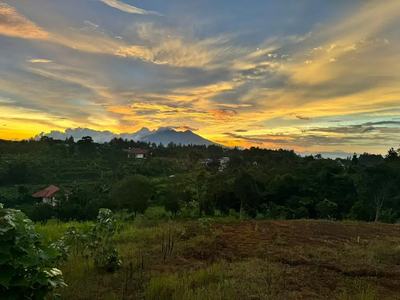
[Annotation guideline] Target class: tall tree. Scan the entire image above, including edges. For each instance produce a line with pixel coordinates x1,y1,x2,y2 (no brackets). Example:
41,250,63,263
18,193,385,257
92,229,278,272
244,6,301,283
110,175,153,216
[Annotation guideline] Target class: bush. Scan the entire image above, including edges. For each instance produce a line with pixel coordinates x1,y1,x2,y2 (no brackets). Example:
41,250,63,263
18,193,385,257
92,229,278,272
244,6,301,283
294,206,309,219
27,203,55,224
53,209,122,273
0,203,66,299
316,199,338,219
110,175,153,215
86,209,123,273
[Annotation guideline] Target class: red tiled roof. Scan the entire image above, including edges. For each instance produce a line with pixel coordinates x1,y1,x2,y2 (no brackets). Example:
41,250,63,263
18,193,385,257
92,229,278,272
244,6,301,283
32,185,59,198
127,148,149,154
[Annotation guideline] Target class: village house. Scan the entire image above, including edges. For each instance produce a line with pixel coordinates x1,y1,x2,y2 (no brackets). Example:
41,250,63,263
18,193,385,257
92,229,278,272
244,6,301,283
199,157,230,171
31,185,67,206
123,148,150,159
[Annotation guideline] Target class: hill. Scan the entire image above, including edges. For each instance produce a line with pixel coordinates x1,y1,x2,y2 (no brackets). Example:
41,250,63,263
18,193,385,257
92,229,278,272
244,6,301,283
140,128,216,146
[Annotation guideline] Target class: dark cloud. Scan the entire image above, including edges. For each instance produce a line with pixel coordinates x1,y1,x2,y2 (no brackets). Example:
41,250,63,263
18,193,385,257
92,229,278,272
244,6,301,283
135,109,160,116
223,132,289,144
363,121,400,126
210,109,237,117
133,66,232,94
361,126,376,133
223,130,396,149
306,120,400,135
292,113,311,120
234,129,248,132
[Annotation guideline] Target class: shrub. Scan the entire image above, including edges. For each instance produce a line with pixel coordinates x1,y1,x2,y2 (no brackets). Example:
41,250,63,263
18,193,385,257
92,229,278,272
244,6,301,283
316,199,338,219
27,203,55,224
294,206,309,219
52,209,122,273
86,209,122,273
0,204,66,299
197,218,213,235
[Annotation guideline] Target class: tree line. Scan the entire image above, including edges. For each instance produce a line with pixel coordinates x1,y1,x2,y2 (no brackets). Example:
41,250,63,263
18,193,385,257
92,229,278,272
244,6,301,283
1,136,400,223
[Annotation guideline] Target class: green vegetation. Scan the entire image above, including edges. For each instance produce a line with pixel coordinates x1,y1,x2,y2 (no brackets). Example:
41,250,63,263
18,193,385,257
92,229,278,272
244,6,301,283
0,204,66,300
2,205,400,299
1,137,400,298
1,137,400,224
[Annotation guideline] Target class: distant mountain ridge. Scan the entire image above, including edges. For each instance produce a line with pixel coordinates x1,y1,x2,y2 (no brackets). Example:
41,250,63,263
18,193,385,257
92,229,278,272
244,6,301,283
140,128,215,146
34,127,217,146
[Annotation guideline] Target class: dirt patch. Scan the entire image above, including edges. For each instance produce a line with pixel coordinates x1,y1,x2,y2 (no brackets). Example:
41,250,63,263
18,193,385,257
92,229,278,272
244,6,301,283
206,220,400,298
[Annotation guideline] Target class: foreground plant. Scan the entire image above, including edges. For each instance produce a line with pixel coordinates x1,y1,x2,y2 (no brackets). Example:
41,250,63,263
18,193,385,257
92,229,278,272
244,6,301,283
0,204,66,300
161,225,175,261
86,208,123,273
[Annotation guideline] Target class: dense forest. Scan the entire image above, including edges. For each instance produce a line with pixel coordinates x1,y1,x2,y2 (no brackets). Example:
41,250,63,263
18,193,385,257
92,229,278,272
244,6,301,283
1,136,400,223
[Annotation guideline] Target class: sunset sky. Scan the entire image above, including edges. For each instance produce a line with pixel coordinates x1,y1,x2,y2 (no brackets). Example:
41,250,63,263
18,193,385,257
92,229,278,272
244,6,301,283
1,0,400,153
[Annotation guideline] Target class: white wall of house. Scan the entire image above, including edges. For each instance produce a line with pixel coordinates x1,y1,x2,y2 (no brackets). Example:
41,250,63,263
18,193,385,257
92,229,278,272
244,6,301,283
42,197,53,205
42,197,58,206
135,153,144,159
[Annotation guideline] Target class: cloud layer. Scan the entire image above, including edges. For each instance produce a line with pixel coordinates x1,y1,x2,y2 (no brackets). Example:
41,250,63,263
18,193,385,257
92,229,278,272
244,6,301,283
0,0,400,153
0,3,48,39
100,0,162,16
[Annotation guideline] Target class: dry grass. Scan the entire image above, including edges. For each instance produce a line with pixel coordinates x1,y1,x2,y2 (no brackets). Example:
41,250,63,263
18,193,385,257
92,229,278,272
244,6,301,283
43,219,400,300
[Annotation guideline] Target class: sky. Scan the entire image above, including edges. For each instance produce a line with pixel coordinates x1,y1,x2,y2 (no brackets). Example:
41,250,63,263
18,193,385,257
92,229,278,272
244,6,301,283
0,0,400,153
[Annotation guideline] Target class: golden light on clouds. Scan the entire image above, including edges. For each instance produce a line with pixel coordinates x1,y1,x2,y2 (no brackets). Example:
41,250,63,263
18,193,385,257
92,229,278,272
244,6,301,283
1,0,400,153
0,3,48,39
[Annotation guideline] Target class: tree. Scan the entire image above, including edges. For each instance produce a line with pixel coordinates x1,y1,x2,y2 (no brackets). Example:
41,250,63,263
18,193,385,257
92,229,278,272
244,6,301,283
316,199,337,219
386,147,399,160
77,136,95,156
110,175,153,216
234,171,261,219
163,175,190,216
356,164,396,222
190,164,211,217
65,136,75,155
351,153,359,165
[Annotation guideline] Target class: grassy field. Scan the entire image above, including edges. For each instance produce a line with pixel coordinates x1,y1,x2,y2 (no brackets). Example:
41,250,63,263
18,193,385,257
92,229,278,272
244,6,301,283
38,215,400,300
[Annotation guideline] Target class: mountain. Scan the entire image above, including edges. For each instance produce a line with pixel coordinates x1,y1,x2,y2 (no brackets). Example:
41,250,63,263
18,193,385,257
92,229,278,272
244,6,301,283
34,127,155,143
140,128,215,146
34,127,217,146
119,127,152,141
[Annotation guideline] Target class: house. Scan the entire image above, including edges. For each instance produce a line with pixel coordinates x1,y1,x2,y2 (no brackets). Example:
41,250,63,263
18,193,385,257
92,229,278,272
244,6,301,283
219,157,230,171
32,185,61,206
123,148,150,159
199,157,230,171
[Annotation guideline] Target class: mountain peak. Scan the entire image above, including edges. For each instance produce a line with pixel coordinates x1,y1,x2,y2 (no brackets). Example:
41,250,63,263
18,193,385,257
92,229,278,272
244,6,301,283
156,127,175,132
140,128,215,146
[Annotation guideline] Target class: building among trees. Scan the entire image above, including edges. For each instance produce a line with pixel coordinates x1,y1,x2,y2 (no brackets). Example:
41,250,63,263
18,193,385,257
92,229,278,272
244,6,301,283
31,185,64,206
123,148,150,159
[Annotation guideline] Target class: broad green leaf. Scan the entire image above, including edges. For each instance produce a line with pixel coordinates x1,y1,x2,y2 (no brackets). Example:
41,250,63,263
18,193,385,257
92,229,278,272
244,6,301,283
36,272,49,286
0,265,16,287
0,252,12,264
40,245,60,260
34,289,47,299
0,244,11,254
10,275,29,287
18,256,36,267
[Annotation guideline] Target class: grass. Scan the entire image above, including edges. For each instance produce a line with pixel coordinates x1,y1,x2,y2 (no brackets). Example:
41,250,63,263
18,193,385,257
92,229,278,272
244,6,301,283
36,219,93,241
338,279,378,300
35,212,400,300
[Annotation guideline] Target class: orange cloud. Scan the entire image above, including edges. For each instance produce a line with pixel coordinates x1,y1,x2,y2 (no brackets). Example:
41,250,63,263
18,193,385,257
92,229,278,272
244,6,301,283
0,3,48,39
